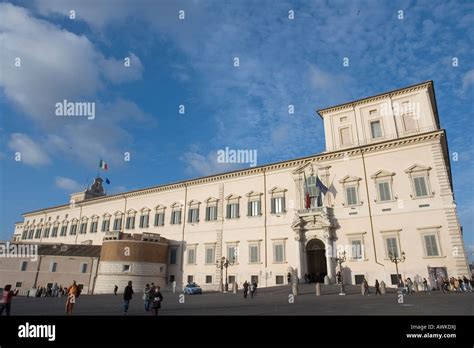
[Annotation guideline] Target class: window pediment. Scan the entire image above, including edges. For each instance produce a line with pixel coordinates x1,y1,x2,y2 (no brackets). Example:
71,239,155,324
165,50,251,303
170,202,183,209
370,170,395,180
225,194,241,200
188,199,201,206
114,211,123,216
404,164,431,174
245,190,262,197
268,186,287,194
154,204,166,210
140,207,151,213
339,175,362,184
205,196,218,204
126,209,137,215
103,213,111,218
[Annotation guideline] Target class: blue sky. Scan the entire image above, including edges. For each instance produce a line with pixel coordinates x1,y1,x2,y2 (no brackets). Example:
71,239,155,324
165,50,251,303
0,0,473,260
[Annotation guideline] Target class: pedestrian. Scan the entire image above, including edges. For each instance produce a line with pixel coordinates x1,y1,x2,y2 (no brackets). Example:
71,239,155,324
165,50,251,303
336,271,342,285
0,284,18,316
287,272,292,284
375,279,381,295
406,278,413,295
114,284,118,296
250,282,255,299
123,281,134,315
363,278,369,295
422,278,429,294
253,281,258,297
151,286,163,316
243,281,249,299
65,280,79,315
463,276,472,292
143,284,151,311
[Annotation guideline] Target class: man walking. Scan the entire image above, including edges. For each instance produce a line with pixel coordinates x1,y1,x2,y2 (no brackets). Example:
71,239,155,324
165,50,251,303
114,285,118,296
243,281,249,299
374,279,381,295
123,281,134,315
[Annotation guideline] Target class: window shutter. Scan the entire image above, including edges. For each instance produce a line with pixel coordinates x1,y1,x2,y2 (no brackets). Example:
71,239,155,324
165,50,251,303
271,198,275,214
226,204,230,219
248,201,252,216
281,197,286,212
236,203,240,218
205,207,210,221
257,200,261,215
188,208,192,222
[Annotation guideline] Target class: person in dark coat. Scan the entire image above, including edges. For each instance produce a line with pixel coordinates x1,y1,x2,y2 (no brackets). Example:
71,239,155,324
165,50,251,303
114,285,118,296
151,286,163,316
243,281,249,298
374,279,381,295
123,281,134,315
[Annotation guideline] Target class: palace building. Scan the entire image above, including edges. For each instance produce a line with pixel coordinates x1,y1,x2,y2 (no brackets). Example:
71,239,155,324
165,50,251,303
4,81,470,293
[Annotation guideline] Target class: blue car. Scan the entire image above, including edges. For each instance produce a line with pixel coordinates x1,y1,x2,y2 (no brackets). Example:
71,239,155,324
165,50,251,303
183,282,203,295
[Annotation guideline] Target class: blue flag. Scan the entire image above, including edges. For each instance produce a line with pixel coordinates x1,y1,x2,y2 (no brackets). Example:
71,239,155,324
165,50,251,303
316,176,328,195
105,178,111,185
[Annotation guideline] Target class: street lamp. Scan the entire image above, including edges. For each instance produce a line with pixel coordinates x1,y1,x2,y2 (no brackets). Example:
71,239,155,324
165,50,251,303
335,250,347,295
216,256,233,293
389,251,406,285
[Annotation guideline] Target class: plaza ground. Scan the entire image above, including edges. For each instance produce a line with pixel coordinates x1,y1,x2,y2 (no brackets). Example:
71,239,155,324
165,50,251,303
8,284,473,316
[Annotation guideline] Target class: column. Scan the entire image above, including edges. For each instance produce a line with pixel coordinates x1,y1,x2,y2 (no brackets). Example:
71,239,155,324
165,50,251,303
295,231,305,280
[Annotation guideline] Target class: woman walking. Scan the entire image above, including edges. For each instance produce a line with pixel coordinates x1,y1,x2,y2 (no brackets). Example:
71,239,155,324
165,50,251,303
151,286,163,316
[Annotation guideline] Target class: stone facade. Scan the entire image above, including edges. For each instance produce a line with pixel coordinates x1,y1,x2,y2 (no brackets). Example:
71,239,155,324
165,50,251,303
10,81,470,290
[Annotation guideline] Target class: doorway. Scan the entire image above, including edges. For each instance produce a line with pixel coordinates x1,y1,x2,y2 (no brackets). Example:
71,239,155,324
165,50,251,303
306,239,327,283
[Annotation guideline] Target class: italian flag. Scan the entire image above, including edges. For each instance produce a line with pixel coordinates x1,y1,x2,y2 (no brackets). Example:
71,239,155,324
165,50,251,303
99,160,108,170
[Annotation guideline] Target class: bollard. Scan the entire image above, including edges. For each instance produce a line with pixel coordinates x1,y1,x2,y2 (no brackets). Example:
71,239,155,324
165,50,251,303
292,283,298,296
380,281,386,294
324,275,330,285
172,281,176,294
316,282,321,296
361,283,365,295
233,283,237,294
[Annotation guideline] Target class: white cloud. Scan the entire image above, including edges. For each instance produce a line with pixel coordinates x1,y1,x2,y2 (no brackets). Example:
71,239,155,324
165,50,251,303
462,69,474,92
8,133,50,166
55,176,83,192
0,3,146,169
180,147,243,177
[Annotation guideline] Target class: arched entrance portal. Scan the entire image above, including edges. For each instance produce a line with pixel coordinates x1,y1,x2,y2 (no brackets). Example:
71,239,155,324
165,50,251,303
306,239,327,283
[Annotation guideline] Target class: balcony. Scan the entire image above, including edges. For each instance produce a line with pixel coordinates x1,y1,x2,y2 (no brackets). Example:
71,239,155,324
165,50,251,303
297,206,333,217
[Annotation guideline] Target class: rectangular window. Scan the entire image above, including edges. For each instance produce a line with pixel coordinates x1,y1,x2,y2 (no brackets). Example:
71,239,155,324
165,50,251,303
27,229,34,239
345,186,358,206
370,120,382,138
126,216,135,229
351,240,362,260
188,208,199,223
81,263,88,273
251,275,259,285
378,181,392,201
248,200,261,217
90,221,98,233
20,261,28,271
390,274,401,285
22,230,27,239
113,217,122,231
271,197,285,214
171,210,181,225
139,214,149,228
187,247,196,264
122,264,130,272
170,248,177,265
51,262,57,273
43,227,50,238
187,275,194,283
102,219,110,232
402,113,417,132
354,274,365,285
34,228,42,239
70,224,77,235
205,246,215,265
275,275,284,285
56,226,63,237
413,176,428,197
205,205,218,221
424,235,439,256
386,237,399,258
273,243,285,263
80,222,87,234
249,244,260,263
169,275,175,283
340,127,352,146
15,282,22,288
206,275,213,284
154,212,165,226
226,203,239,219
227,246,238,263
